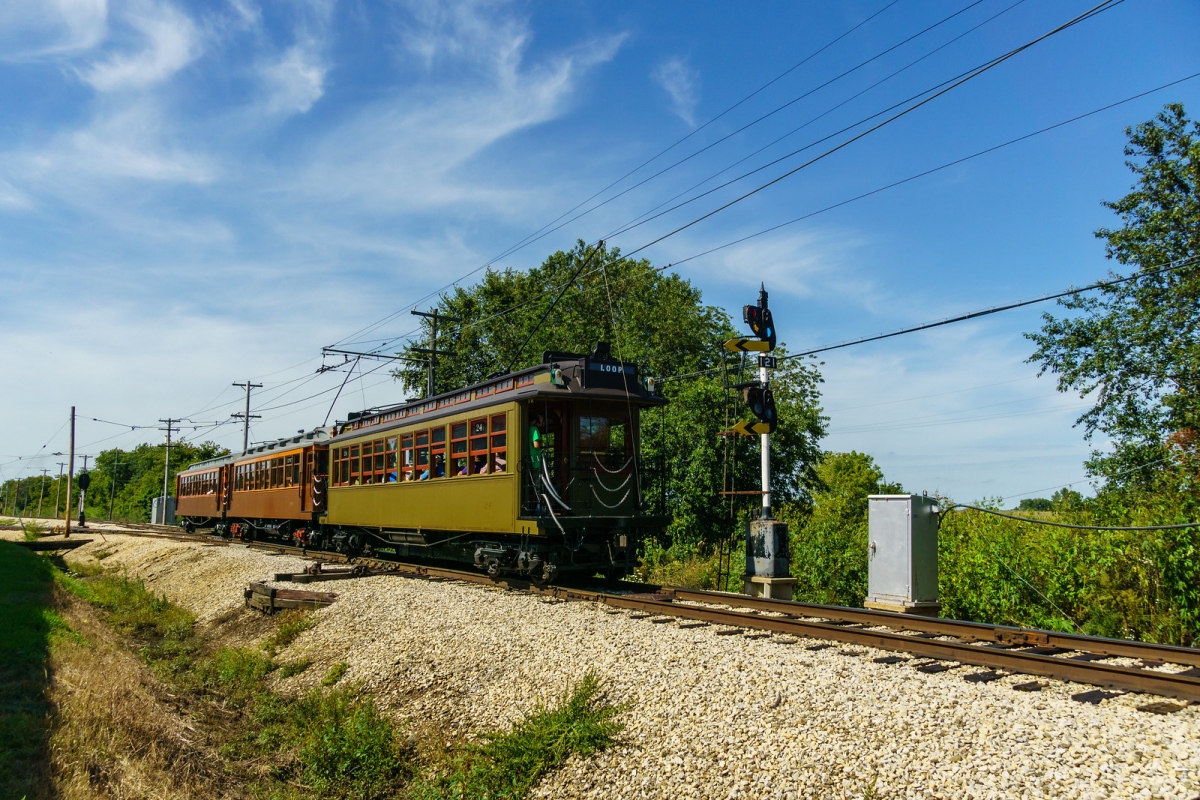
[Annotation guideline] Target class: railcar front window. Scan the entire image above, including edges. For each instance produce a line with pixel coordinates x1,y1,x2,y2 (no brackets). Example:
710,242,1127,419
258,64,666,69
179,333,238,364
578,414,631,471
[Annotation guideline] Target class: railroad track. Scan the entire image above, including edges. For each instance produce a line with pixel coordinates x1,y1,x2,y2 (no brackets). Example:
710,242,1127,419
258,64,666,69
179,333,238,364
98,528,1200,707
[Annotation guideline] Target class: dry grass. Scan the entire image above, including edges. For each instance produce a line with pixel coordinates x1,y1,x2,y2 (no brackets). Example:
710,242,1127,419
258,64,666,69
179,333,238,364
46,588,235,799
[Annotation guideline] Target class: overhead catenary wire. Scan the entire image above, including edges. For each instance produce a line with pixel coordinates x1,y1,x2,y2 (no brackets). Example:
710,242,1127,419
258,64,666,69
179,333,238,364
325,0,1124,370
785,253,1200,362
324,0,905,353
610,0,1031,239
378,2,1135,363
600,0,1126,256
492,0,992,265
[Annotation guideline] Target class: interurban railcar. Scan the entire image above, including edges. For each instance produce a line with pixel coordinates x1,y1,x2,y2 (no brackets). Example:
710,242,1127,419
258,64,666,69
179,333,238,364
176,347,666,580
175,429,331,539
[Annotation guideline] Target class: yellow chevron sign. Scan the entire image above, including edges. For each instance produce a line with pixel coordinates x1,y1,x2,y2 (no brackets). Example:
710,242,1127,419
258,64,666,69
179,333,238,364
724,337,771,353
725,420,773,436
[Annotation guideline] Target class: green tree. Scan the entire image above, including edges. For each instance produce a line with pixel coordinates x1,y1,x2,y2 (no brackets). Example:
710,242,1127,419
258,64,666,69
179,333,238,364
783,451,901,606
1027,103,1200,485
392,240,827,553
1017,498,1053,512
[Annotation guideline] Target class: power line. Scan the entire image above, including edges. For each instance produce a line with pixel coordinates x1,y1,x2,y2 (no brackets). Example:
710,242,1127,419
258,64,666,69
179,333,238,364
950,503,1200,531
784,254,1199,362
488,0,989,266
602,0,1126,258
610,0,1031,240
383,0,1129,362
662,70,1200,273
323,0,905,353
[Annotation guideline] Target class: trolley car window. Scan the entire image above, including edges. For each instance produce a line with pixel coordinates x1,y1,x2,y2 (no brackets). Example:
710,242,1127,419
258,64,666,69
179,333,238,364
401,434,414,481
386,437,398,482
430,426,446,478
451,422,468,476
490,414,507,473
579,414,631,470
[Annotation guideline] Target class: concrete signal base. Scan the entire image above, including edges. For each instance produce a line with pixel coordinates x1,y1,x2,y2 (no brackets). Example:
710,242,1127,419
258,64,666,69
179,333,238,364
744,574,798,601
864,599,941,617
745,518,795,600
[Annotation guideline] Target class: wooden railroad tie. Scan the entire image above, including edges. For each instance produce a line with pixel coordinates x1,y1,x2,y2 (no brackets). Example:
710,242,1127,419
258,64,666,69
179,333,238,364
245,582,337,613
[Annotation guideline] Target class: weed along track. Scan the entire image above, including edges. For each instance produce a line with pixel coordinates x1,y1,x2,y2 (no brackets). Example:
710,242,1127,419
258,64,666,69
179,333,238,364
42,529,1197,799
227,532,1200,704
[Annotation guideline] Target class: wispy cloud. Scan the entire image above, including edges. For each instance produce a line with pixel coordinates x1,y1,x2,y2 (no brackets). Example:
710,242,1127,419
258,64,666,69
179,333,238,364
260,39,326,114
286,7,625,219
658,227,872,302
652,56,698,127
80,0,200,92
0,0,108,61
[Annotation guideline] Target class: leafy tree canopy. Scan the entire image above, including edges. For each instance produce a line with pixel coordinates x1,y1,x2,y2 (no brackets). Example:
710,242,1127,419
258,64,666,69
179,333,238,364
1027,103,1200,484
1017,497,1053,512
783,450,902,606
392,240,828,551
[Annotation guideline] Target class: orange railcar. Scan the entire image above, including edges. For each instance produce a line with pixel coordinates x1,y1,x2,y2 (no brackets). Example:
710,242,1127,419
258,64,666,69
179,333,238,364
175,429,330,540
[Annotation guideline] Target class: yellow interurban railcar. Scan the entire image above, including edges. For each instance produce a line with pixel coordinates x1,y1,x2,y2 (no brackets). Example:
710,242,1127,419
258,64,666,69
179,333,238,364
318,346,667,581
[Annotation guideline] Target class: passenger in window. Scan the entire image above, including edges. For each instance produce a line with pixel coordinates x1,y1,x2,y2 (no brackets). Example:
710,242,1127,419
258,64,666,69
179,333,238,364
472,455,487,474
387,470,398,482
433,453,446,478
492,453,506,473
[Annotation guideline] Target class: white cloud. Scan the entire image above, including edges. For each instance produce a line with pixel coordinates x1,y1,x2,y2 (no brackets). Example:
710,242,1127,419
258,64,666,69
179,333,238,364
260,40,326,114
0,0,108,61
81,0,199,92
0,176,33,210
656,227,871,302
652,56,698,127
286,10,624,217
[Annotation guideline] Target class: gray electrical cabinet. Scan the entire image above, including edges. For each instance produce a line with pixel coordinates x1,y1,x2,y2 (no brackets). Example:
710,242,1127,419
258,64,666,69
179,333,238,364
151,496,175,526
864,494,940,615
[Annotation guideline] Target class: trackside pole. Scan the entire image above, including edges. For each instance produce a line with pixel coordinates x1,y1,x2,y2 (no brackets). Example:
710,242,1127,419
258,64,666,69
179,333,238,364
64,406,75,537
739,286,795,600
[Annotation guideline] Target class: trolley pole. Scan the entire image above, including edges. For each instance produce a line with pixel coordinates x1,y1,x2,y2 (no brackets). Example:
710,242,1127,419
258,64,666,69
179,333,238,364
64,406,75,537
231,381,262,454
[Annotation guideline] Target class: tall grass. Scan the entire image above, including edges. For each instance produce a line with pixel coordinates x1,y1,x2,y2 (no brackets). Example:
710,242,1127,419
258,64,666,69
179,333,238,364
411,672,624,800
55,565,626,799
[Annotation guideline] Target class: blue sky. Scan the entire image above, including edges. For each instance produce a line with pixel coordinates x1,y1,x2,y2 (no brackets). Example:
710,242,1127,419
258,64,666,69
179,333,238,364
1,0,1198,505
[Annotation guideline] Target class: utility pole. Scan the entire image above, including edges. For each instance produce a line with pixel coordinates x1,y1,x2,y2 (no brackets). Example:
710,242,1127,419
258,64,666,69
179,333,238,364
411,308,459,398
65,406,75,537
108,460,118,521
13,477,21,517
231,381,262,454
54,461,66,517
36,468,49,519
158,419,178,524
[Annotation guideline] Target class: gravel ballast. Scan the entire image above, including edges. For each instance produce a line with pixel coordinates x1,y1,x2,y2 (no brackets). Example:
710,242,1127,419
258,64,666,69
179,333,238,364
63,534,1200,799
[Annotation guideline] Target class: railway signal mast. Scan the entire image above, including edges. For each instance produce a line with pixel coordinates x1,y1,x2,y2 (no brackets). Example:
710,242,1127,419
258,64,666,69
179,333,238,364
724,285,795,601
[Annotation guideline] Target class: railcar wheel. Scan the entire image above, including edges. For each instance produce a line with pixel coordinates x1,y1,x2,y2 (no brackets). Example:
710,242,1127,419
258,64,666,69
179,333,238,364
486,559,501,579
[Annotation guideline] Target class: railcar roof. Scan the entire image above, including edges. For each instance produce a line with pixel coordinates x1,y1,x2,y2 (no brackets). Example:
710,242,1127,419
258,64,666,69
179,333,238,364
180,427,332,474
331,350,665,443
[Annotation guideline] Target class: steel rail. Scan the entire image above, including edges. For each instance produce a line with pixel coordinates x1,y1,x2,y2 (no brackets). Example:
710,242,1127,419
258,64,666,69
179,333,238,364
667,588,1200,668
543,588,1200,703
99,528,1200,702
